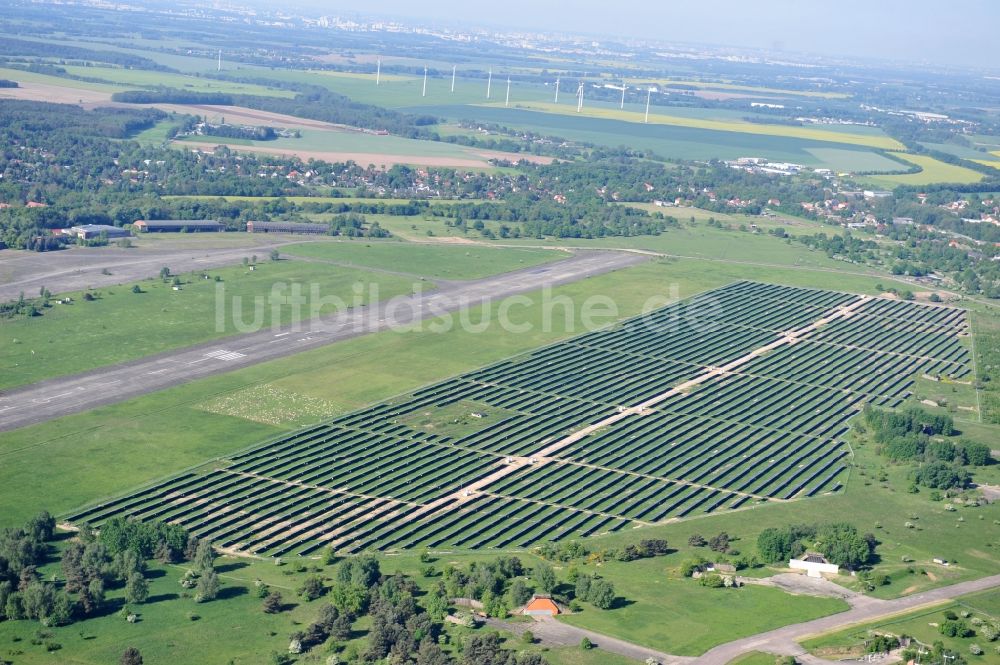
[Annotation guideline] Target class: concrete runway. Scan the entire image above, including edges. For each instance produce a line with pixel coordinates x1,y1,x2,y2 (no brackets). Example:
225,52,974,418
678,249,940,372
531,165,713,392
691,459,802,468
0,250,647,432
0,240,298,303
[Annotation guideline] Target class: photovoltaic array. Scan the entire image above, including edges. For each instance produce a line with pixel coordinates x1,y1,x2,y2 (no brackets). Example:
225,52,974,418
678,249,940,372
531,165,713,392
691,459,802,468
67,281,970,556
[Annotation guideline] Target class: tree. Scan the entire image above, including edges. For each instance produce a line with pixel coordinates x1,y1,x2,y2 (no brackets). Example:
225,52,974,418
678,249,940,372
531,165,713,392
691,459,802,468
120,647,143,665
587,578,615,609
195,569,219,602
580,636,593,649
270,249,280,261
508,578,532,608
298,575,325,601
124,573,149,605
131,285,142,294
415,638,450,665
193,540,215,571
159,266,170,280
534,562,556,594
708,532,731,553
262,590,283,614
521,630,535,644
757,527,794,563
688,534,707,547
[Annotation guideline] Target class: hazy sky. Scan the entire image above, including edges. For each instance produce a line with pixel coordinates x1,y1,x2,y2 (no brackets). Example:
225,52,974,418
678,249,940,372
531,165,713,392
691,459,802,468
294,0,994,69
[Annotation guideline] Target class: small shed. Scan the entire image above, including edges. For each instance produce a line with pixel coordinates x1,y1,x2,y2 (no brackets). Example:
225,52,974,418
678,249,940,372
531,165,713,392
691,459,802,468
522,596,560,617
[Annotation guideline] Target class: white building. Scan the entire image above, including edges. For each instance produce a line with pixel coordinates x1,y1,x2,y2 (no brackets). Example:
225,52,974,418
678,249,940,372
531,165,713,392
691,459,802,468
789,554,839,578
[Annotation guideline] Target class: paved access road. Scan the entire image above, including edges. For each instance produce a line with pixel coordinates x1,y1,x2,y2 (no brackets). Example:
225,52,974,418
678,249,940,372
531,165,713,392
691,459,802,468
0,250,646,432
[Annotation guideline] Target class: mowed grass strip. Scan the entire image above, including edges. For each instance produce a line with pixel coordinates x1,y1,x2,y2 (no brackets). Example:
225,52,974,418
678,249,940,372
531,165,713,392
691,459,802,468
494,101,904,150
282,240,563,280
0,259,414,390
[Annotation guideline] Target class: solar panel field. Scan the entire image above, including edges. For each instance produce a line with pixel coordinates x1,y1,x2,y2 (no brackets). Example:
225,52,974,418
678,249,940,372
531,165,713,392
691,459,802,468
65,281,971,557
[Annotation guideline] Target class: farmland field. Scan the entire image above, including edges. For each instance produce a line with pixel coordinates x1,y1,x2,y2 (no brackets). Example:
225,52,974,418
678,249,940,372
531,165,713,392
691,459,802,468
861,153,985,187
65,281,972,558
487,101,904,150
412,104,902,169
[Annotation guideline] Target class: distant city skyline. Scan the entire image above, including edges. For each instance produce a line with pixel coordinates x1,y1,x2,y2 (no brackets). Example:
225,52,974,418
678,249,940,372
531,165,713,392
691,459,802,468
286,0,994,70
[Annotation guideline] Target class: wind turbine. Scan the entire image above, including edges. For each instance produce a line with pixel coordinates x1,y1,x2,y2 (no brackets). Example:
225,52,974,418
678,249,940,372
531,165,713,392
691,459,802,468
487,67,492,99
554,76,560,103
576,81,584,113
422,67,428,97
505,76,511,107
376,56,381,86
217,49,222,72
451,65,456,92
644,87,652,123
620,83,626,109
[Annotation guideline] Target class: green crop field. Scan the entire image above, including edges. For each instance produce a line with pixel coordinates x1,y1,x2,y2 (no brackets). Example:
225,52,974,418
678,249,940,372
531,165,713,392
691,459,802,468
63,281,972,559
281,240,562,279
0,259,414,391
861,153,985,187
495,101,904,150
412,104,900,170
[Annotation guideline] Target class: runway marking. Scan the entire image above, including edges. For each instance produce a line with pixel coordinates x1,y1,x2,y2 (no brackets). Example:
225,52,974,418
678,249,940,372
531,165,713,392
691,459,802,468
204,349,247,361
274,332,291,337
147,368,171,375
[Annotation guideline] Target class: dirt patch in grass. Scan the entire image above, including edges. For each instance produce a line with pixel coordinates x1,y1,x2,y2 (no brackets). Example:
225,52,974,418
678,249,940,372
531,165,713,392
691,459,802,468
200,384,337,426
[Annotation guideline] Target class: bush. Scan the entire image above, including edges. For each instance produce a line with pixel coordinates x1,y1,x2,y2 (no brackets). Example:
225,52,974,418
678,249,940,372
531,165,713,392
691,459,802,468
580,637,593,650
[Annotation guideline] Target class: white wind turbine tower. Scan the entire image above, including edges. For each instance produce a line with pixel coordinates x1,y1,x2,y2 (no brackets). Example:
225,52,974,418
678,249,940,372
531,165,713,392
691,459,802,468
422,67,428,97
376,57,381,86
620,82,626,109
645,87,653,123
576,81,584,113
505,76,511,107
217,49,222,72
554,76,560,103
486,67,493,99
451,65,456,92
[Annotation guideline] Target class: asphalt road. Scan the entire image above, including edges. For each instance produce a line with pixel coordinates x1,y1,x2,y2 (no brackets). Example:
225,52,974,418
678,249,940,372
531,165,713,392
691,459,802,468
0,250,646,432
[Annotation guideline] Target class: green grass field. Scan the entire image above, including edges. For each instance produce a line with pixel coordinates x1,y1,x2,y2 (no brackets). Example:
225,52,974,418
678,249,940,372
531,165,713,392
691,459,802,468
0,259,414,390
560,561,849,656
281,240,562,279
